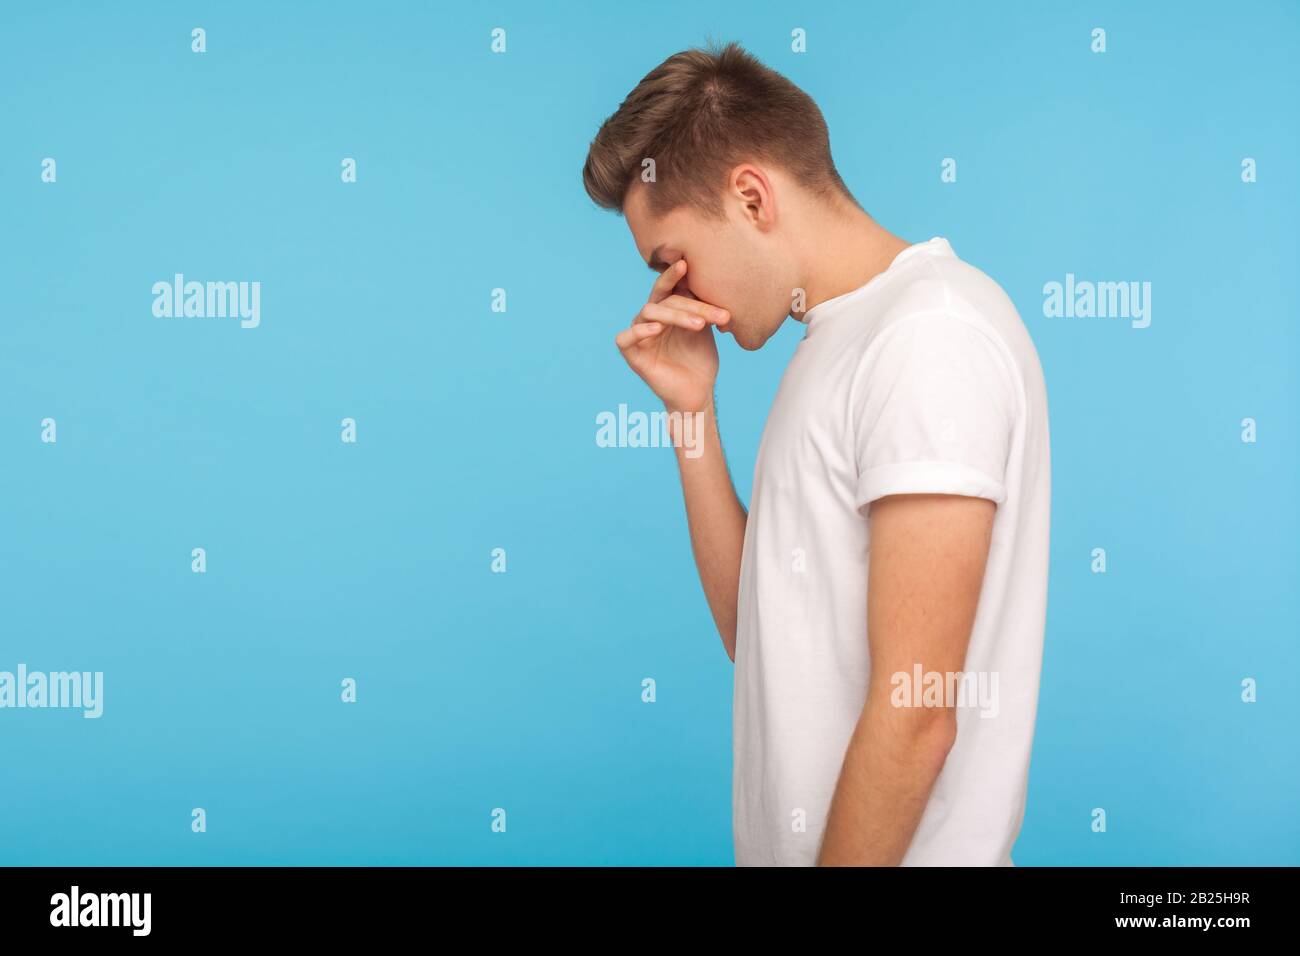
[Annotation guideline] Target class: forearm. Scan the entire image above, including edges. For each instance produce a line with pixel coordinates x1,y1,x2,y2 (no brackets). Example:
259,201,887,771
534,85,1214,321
669,399,747,661
816,690,957,865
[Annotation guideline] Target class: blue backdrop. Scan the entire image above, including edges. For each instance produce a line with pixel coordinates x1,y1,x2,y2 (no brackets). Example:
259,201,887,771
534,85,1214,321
1,0,1296,865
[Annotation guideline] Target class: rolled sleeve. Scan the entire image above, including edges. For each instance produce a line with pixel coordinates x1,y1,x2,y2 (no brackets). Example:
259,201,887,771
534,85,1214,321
852,312,1018,512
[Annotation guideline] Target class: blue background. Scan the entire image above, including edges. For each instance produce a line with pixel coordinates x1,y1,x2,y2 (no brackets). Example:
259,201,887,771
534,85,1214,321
1,0,1296,865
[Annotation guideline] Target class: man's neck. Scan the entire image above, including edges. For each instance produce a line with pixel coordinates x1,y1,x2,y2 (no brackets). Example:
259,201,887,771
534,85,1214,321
793,203,912,319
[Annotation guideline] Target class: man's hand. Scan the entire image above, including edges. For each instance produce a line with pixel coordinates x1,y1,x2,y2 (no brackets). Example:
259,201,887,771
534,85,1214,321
615,259,731,413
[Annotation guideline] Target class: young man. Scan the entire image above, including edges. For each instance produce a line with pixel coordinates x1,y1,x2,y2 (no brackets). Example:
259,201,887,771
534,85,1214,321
583,43,1051,866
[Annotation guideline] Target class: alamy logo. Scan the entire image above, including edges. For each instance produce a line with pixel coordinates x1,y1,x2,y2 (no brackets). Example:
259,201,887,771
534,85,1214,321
152,273,261,328
50,886,151,936
0,664,103,718
1042,273,1151,328
595,403,705,459
890,665,1000,719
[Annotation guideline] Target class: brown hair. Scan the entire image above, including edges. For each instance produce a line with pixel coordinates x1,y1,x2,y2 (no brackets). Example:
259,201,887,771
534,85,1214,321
582,42,855,218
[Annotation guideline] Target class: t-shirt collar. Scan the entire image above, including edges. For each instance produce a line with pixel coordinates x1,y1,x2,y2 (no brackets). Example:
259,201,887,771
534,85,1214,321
800,236,953,327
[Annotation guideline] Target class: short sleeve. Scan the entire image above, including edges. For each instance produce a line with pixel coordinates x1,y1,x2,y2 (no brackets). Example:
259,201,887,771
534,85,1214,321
852,313,1018,511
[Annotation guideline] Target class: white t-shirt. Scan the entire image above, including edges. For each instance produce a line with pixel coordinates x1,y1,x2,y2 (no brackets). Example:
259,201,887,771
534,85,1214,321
732,236,1051,866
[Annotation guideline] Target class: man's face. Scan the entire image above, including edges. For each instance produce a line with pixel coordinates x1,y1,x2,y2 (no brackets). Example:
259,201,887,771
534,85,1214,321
623,180,790,350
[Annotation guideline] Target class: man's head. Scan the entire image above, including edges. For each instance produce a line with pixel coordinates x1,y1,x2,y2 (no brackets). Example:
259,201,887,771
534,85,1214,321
583,43,859,350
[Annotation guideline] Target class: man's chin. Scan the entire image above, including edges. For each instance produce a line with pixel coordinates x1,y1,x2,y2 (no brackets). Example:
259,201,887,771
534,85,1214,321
727,326,765,352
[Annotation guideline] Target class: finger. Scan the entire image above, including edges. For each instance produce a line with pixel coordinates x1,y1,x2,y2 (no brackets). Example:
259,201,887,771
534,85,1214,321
660,294,730,325
649,258,687,303
615,321,664,350
639,301,714,331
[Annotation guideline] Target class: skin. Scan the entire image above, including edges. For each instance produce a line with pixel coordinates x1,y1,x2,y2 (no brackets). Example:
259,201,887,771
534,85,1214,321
614,161,996,866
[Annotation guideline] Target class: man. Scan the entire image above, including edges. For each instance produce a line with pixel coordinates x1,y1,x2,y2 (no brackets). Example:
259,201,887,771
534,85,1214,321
582,43,1050,866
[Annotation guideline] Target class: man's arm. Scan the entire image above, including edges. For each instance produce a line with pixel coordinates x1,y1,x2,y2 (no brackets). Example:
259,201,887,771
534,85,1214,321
615,258,745,662
669,399,747,662
816,492,996,865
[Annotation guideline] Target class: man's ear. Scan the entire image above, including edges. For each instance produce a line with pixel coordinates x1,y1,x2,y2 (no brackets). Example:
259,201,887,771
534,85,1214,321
729,164,776,229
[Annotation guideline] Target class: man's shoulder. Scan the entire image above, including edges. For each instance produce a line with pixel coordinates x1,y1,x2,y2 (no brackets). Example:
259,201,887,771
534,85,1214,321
883,248,1020,332
861,248,1034,384
808,250,1033,423
801,240,1038,402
